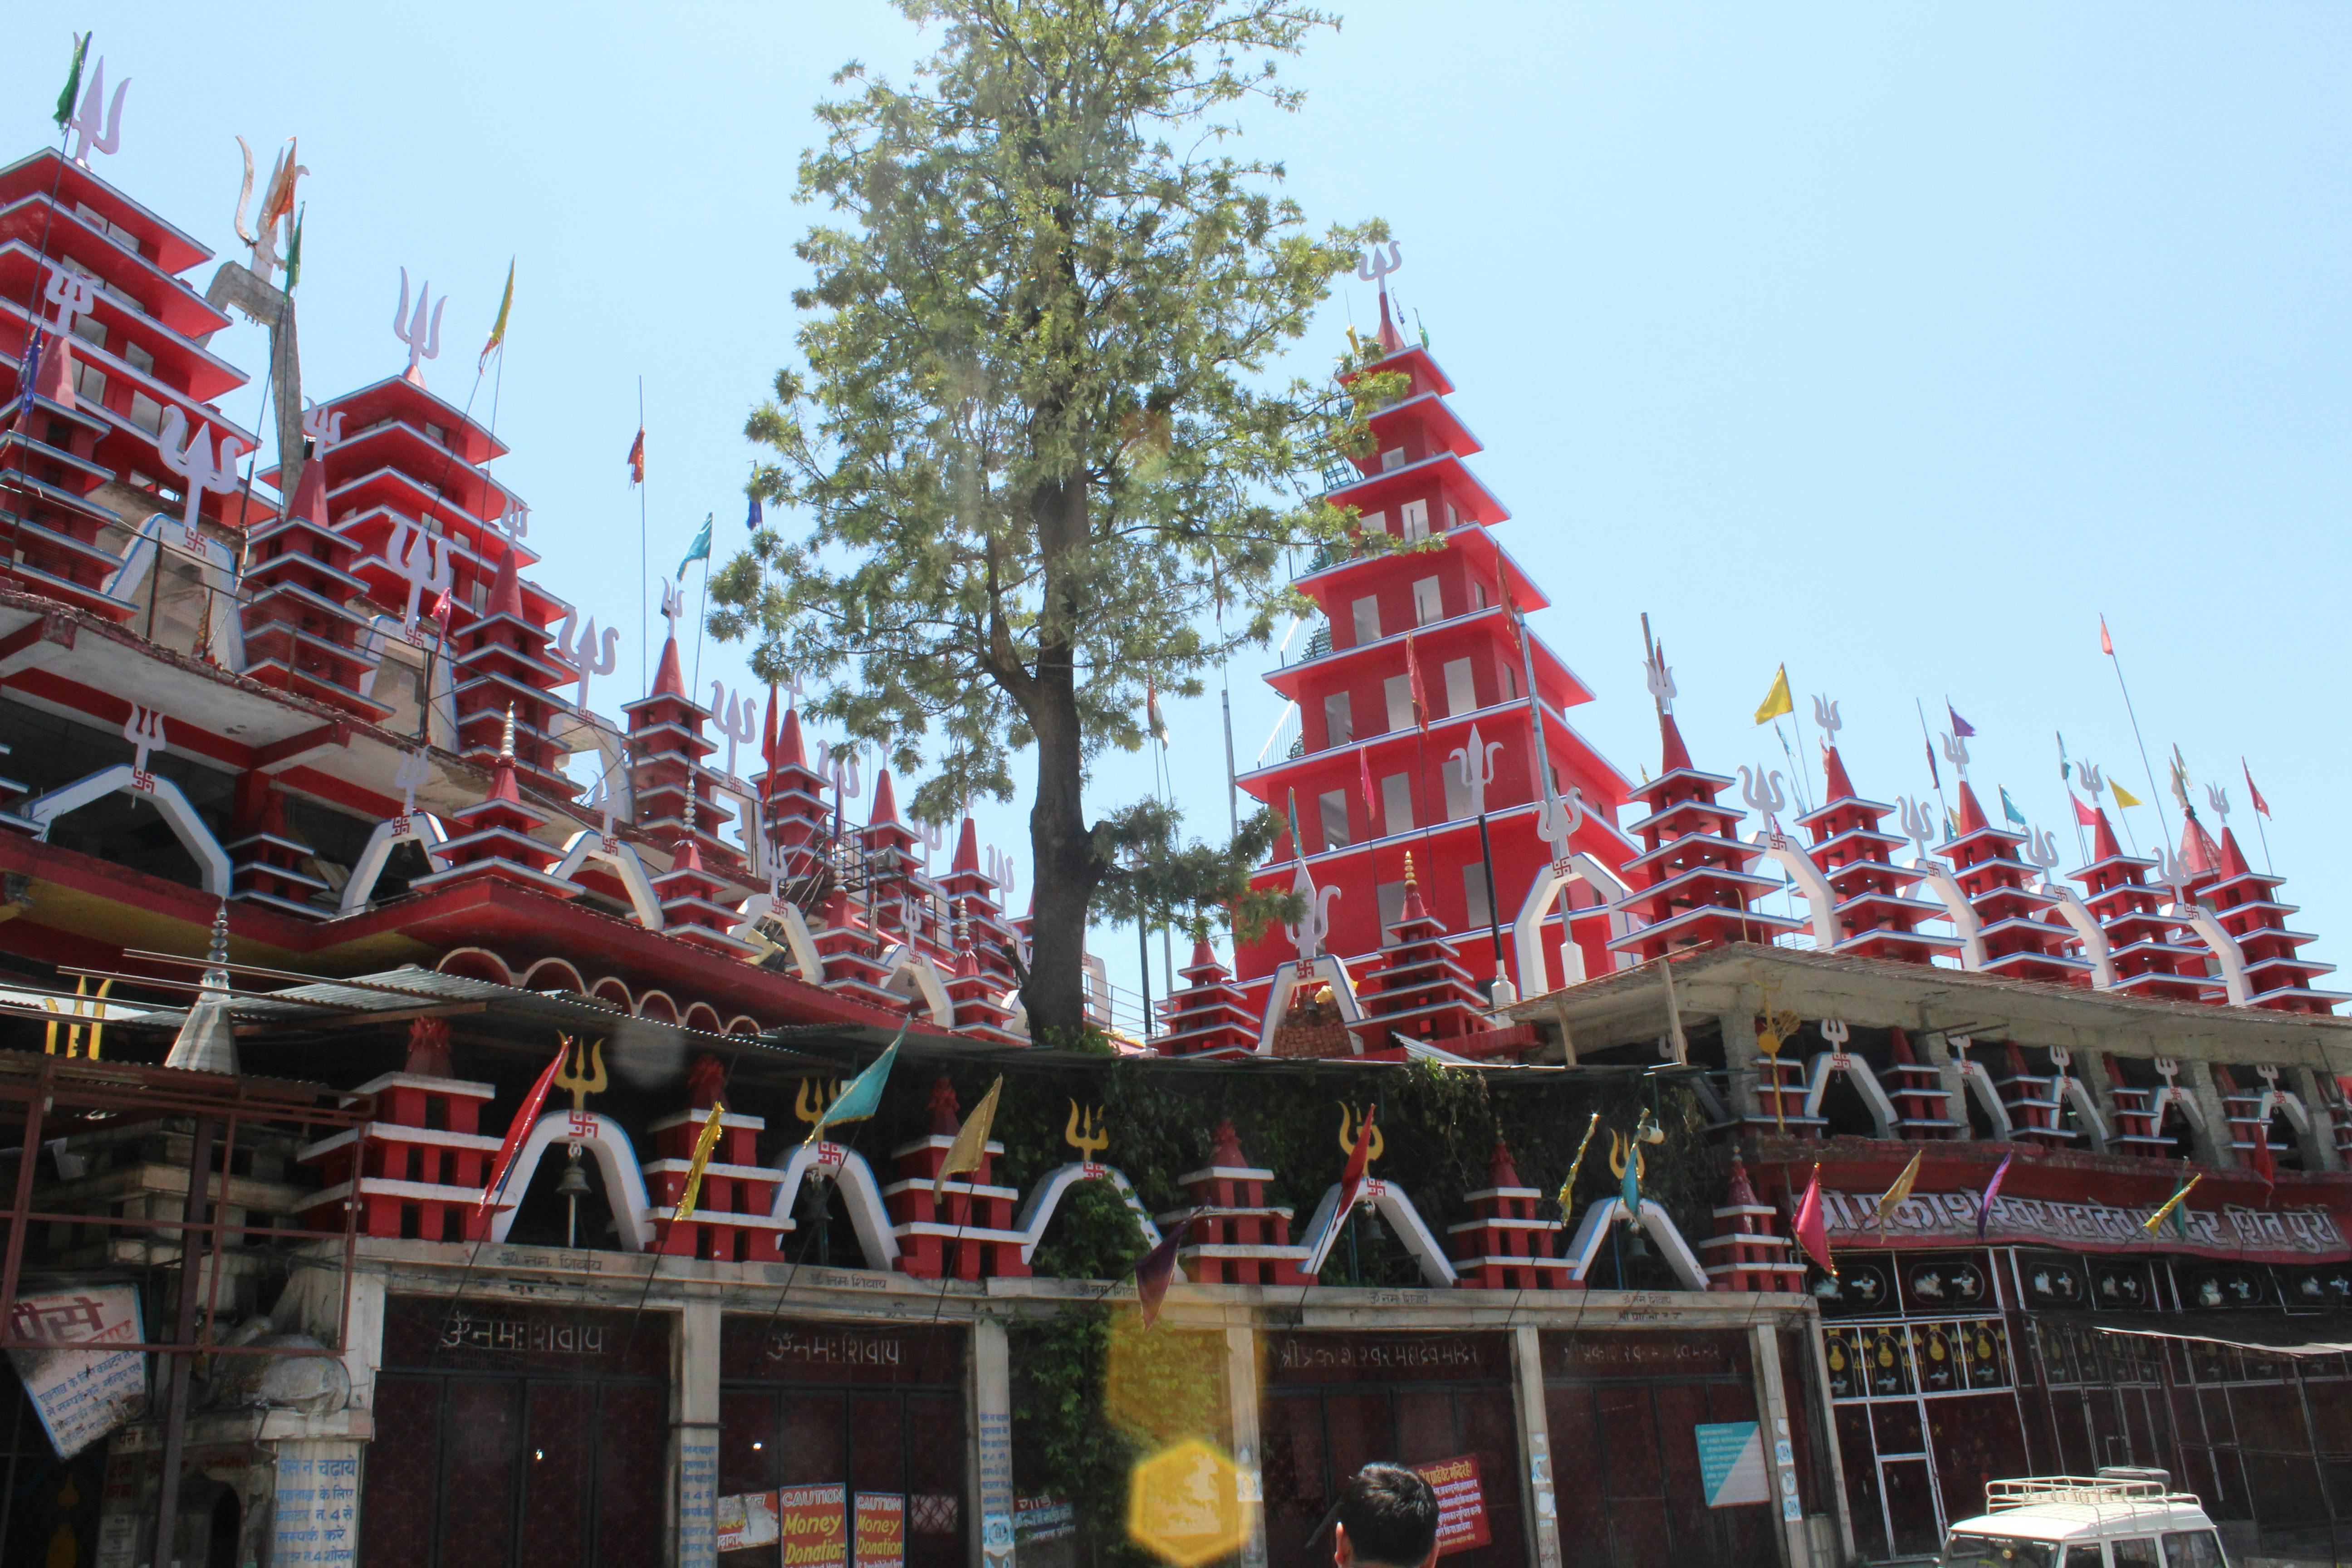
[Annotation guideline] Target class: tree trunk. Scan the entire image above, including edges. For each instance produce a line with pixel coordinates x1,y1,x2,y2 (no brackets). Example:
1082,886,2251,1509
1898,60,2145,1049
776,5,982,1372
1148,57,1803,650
1023,646,1102,1043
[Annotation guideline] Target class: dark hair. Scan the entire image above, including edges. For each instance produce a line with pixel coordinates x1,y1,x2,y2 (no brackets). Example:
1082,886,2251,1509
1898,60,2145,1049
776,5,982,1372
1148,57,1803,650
1338,1463,1439,1567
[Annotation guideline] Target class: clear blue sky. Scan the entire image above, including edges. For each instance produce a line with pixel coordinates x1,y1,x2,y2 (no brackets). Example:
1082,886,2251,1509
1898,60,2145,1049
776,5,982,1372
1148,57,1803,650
14,4,2348,1023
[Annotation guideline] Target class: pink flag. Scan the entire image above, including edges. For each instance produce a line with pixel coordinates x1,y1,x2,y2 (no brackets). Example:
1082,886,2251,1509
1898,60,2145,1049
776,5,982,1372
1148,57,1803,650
2244,760,2271,819
1792,1167,1834,1277
475,1044,570,1218
1975,1152,2014,1241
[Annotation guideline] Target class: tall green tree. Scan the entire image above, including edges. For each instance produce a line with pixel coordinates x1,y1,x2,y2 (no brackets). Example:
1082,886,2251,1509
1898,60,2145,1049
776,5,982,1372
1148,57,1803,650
715,0,1387,1042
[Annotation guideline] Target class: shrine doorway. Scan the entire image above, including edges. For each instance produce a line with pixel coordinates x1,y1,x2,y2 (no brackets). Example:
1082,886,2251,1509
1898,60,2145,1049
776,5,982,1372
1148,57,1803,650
715,1316,967,1568
360,1298,670,1568
1260,1331,1529,1568
1540,1329,1780,1568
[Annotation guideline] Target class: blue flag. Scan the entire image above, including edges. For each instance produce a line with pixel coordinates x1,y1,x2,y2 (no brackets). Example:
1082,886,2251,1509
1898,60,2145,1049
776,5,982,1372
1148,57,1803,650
801,1027,905,1146
1999,787,2029,828
746,492,763,530
676,512,713,578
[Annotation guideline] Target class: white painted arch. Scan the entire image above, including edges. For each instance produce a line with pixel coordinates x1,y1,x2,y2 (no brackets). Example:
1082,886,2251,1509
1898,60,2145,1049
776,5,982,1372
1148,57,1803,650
26,765,230,897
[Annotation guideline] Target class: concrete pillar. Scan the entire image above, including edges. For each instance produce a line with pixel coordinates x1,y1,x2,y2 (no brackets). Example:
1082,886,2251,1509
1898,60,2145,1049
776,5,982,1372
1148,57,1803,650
1804,1320,1858,1565
2071,1049,2123,1147
974,1317,1015,1567
2286,1066,2341,1173
1748,1324,1807,1567
1918,1028,1971,1134
2181,1059,2235,1167
1720,1003,1763,1123
1226,1324,1268,1568
672,1298,720,1568
1510,1325,1561,1568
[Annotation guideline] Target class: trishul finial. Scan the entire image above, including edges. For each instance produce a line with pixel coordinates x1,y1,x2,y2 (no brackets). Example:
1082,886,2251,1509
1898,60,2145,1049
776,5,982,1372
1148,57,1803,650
1811,694,1841,739
68,59,127,166
1643,641,1676,716
383,517,454,638
232,136,305,277
1284,859,1339,961
392,267,445,384
1354,241,1402,289
1940,730,1970,781
122,704,166,775
1536,784,1587,858
1337,1103,1385,1166
1896,795,1937,866
299,397,345,448
2024,828,2061,882
1446,724,1501,817
2078,760,2103,798
659,578,683,633
1738,765,1787,830
2205,783,2230,829
553,610,618,710
41,265,101,337
1064,1101,1109,1159
710,682,757,779
794,1078,841,1129
156,409,250,553
553,1036,606,1112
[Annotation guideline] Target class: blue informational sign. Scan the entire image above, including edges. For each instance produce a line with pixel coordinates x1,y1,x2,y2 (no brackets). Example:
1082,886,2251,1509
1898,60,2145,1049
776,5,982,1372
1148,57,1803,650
1693,1421,1769,1507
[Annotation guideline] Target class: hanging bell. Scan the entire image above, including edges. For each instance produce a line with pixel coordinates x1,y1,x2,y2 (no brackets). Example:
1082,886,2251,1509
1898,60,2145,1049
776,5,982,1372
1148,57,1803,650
555,1154,592,1198
1625,1228,1652,1260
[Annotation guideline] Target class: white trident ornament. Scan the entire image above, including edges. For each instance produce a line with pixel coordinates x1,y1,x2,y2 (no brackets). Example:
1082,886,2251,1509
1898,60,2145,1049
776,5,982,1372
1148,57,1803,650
1896,796,1937,865
68,59,128,167
1812,694,1842,742
123,704,165,782
1941,731,1971,783
383,518,453,640
1739,765,1788,833
709,681,757,780
1447,724,1502,817
392,748,431,822
1356,240,1402,290
1284,860,1340,964
232,137,306,277
658,578,683,636
42,265,100,337
392,268,444,384
155,408,249,552
553,610,618,710
2024,828,2062,886
2205,783,2231,832
301,398,345,448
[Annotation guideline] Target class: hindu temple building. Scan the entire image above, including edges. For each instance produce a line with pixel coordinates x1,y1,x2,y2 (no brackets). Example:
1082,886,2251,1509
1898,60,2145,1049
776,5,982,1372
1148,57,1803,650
0,71,2343,1568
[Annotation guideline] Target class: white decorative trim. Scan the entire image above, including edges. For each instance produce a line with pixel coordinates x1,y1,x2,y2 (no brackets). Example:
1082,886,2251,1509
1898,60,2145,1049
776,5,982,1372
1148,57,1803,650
484,1111,654,1252
26,765,230,896
339,812,450,915
1297,1178,1457,1285
552,828,664,930
1561,1198,1709,1292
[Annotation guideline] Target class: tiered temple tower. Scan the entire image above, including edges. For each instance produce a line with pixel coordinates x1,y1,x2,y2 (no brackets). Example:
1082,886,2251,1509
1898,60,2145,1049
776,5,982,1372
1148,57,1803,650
1940,780,2090,986
1610,696,1803,964
2073,806,2212,1004
1798,739,1956,964
2200,827,2346,1013
1230,279,1635,1023
0,150,258,619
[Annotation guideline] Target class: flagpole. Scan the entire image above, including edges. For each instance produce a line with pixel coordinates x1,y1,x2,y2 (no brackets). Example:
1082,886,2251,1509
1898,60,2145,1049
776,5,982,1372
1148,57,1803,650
637,376,649,693
2060,733,2088,866
2103,615,2173,849
2246,760,2275,874
692,548,710,691
1913,698,1950,829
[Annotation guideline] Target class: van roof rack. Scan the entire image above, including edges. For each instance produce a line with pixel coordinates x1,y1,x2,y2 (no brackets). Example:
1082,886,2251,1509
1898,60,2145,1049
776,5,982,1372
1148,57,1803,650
1984,1476,2200,1511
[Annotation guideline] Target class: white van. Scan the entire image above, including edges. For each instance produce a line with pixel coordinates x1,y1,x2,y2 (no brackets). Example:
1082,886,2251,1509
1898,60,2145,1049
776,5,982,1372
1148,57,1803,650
1940,1472,2230,1568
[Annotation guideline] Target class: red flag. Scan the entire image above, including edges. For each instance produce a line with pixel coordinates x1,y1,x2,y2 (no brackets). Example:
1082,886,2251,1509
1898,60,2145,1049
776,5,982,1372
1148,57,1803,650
475,1044,571,1218
2071,792,2098,828
2099,616,2114,656
1404,637,1429,730
627,427,646,486
2248,1121,2276,1187
1501,582,1526,660
1358,745,1377,820
1338,1105,1377,1213
1792,1166,1833,1276
2244,760,2271,819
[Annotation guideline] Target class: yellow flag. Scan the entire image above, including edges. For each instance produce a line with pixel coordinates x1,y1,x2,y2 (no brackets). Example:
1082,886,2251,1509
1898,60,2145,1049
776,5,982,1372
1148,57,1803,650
2141,1172,2200,1237
2111,780,2143,809
671,1100,727,1224
478,257,515,371
933,1076,1004,1199
1754,664,1794,725
1876,1149,1922,1242
1555,1112,1600,1212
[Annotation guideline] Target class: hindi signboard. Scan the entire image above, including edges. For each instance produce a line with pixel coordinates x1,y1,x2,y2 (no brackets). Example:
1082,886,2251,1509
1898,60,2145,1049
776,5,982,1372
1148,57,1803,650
715,1490,781,1552
6,1285,146,1458
1414,1454,1491,1556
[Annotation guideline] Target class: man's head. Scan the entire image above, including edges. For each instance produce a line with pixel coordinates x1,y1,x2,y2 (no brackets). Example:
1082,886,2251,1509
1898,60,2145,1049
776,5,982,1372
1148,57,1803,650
1333,1463,1440,1568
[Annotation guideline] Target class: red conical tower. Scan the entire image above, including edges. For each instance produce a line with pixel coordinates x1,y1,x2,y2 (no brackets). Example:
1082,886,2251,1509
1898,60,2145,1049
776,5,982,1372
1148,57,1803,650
449,535,574,798
622,625,741,875
1610,661,1803,962
238,441,392,718
2200,826,2344,1013
2072,804,2211,1004
1939,746,2089,985
1157,940,1260,1058
1230,276,1637,1018
1350,853,1526,1058
652,794,759,958
1796,726,1957,965
411,707,574,896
